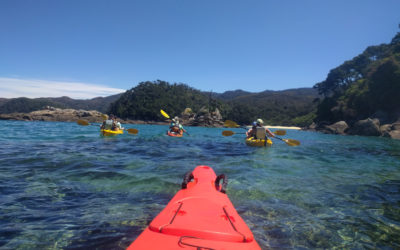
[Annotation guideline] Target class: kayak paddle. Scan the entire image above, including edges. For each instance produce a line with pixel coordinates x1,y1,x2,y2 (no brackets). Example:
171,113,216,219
123,128,139,135
222,130,286,136
223,120,240,128
76,119,138,134
160,109,170,119
222,130,240,136
274,137,300,146
120,128,139,134
77,119,91,126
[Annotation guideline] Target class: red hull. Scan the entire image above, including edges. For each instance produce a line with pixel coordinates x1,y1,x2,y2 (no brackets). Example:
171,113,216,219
127,166,261,250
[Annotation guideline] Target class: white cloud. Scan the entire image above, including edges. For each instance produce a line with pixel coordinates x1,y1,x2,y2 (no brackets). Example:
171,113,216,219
0,77,126,99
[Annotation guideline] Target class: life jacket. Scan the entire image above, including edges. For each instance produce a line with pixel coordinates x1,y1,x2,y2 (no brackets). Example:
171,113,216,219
115,122,122,130
255,127,267,139
171,125,180,133
103,119,114,130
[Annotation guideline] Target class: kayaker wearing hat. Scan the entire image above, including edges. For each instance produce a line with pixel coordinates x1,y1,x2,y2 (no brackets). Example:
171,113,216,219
169,116,186,135
246,118,275,139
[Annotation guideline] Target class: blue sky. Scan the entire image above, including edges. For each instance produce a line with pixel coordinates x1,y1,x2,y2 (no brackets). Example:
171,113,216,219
1,0,399,99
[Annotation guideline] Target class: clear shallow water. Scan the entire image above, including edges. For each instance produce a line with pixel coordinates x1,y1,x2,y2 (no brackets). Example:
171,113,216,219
0,120,399,249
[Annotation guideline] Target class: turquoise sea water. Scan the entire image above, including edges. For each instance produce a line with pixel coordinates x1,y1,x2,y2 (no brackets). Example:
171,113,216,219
0,120,399,249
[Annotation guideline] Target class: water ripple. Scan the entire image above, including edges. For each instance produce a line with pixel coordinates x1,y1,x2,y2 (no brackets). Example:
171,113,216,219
0,121,400,249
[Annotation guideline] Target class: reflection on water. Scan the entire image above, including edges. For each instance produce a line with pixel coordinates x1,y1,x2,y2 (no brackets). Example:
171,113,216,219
0,121,399,249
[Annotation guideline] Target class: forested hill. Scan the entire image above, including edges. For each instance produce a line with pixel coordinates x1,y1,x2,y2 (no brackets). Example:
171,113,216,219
214,88,317,101
215,88,319,126
313,31,400,125
109,80,319,126
214,90,252,100
0,94,122,114
108,80,223,121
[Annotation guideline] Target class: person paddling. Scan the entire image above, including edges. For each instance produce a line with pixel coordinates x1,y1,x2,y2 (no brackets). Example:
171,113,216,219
101,114,123,131
246,118,275,139
169,116,186,135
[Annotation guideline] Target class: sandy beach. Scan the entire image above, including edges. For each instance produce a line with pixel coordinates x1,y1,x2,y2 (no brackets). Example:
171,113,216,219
265,125,302,130
244,125,302,130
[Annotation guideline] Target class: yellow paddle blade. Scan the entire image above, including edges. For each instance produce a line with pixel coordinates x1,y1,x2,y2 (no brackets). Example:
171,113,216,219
127,128,139,134
222,130,235,136
160,109,170,119
77,119,89,126
101,114,108,120
284,139,300,146
224,120,240,128
273,130,286,136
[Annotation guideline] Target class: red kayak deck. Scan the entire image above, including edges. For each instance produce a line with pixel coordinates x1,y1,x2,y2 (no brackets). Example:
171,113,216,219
167,130,183,137
127,165,261,250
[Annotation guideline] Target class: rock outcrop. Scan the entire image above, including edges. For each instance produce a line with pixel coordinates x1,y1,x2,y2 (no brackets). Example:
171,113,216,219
386,123,400,139
308,115,400,140
183,107,224,127
165,106,224,127
0,107,105,123
347,118,381,136
323,121,349,135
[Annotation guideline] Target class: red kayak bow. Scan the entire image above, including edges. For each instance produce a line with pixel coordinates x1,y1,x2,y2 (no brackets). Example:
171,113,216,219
127,165,261,250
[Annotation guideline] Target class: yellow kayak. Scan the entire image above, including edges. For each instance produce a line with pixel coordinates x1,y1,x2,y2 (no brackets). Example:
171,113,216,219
100,129,123,136
245,137,273,147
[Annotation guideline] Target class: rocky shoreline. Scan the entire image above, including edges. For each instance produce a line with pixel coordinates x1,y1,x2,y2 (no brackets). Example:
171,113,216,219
306,114,400,140
0,107,225,127
0,108,106,123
